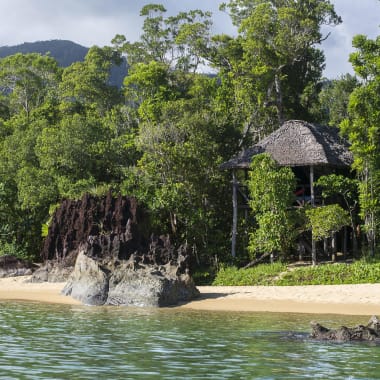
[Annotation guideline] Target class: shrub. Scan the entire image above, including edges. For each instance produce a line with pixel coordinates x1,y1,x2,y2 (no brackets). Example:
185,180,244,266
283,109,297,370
211,260,380,286
277,261,380,285
0,240,29,260
212,263,287,286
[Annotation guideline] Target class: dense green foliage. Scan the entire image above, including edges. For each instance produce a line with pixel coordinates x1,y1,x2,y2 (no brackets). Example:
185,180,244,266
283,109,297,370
0,46,129,258
212,263,287,286
341,33,380,255
0,1,379,271
247,154,296,258
277,261,380,285
306,204,350,241
217,0,340,135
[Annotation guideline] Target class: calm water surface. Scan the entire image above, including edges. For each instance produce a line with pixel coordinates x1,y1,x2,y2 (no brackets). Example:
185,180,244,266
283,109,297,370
0,301,379,379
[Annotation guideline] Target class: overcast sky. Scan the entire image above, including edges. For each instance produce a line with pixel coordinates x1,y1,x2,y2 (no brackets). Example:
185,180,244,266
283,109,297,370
0,0,379,78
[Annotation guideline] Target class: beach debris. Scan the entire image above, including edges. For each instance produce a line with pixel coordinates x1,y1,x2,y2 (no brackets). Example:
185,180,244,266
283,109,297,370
310,316,380,342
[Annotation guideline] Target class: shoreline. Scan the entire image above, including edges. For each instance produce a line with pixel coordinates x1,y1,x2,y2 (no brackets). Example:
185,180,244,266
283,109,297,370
179,285,380,315
1,277,380,315
0,276,82,305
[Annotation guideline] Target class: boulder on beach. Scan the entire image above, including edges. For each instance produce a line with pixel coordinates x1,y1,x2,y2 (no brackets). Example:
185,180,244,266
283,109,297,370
62,247,199,307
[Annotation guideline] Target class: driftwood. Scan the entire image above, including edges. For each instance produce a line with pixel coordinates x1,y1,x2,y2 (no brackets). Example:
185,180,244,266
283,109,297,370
243,252,272,269
310,316,380,342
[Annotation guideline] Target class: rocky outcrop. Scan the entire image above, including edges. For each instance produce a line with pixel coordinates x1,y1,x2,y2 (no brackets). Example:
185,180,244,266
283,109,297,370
0,255,36,277
62,247,199,307
28,261,73,283
41,191,147,264
310,316,380,342
39,191,199,306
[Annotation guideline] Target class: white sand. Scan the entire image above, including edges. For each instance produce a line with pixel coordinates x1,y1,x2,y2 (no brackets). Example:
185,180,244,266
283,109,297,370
1,276,380,315
179,285,380,315
0,276,81,305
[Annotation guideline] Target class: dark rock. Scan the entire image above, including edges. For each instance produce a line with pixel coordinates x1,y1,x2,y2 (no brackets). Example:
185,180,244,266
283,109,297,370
310,316,380,342
62,252,109,305
0,255,36,277
27,261,73,283
41,191,199,306
41,192,148,265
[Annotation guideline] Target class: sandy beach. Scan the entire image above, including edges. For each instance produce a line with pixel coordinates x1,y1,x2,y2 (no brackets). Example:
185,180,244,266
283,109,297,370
179,285,380,315
0,276,82,305
1,276,380,315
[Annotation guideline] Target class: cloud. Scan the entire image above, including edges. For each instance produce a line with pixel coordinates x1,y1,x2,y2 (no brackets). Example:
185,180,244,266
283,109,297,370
0,0,143,46
0,0,232,47
321,0,380,78
0,0,378,78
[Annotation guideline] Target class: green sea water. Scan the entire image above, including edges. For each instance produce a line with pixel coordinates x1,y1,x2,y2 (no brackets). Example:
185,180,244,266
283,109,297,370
0,302,379,379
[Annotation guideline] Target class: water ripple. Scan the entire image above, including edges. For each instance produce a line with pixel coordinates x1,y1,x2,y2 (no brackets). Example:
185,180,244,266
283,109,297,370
0,302,379,379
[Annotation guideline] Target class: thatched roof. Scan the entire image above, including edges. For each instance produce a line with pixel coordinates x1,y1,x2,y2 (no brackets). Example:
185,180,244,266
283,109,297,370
220,120,353,170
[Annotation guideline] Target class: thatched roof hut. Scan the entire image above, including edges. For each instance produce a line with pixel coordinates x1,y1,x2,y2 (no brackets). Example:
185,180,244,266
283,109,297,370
220,120,353,170
222,120,354,260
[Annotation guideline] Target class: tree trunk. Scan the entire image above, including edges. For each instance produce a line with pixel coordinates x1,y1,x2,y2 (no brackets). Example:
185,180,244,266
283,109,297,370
331,232,337,262
311,237,317,266
170,212,177,234
274,73,284,126
232,170,238,257
364,165,376,256
243,251,272,269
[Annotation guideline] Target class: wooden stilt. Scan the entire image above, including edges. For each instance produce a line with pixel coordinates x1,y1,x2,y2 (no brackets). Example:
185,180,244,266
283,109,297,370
324,238,328,256
310,166,315,207
310,166,317,265
298,242,305,261
232,170,238,257
331,232,337,262
311,238,317,266
343,226,347,258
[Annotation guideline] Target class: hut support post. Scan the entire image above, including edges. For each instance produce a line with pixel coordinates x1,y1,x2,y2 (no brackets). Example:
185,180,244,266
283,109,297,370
232,170,238,257
343,226,347,257
323,238,328,256
331,232,337,262
310,166,315,207
310,166,317,265
311,239,317,266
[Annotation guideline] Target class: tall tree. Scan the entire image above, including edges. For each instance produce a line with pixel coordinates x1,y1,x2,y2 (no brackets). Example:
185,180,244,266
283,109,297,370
0,47,135,258
113,4,212,72
0,53,61,117
0,53,61,258
118,5,238,261
341,33,380,255
211,0,341,146
246,154,296,263
59,46,122,116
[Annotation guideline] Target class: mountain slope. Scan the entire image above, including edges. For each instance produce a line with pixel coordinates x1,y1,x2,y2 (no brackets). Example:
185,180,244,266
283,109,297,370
0,40,127,87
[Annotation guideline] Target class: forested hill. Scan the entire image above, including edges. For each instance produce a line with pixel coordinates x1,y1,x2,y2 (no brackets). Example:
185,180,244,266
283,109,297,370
0,40,88,66
0,40,127,87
